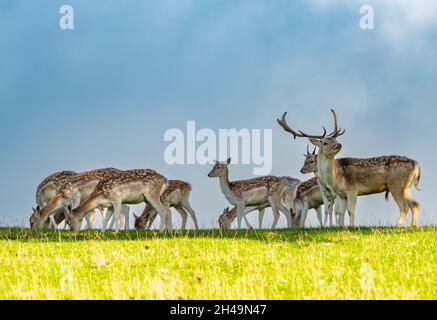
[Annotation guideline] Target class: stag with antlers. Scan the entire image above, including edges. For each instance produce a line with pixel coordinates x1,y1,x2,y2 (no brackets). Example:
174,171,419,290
278,109,421,227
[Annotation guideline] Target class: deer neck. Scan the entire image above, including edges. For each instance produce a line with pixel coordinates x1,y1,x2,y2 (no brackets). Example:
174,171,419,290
218,168,236,202
317,155,339,189
40,195,64,220
74,195,101,219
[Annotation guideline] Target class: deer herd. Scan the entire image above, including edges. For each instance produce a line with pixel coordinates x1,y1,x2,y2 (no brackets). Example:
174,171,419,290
29,110,421,231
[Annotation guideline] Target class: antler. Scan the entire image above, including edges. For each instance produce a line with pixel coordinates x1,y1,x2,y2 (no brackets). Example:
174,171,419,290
328,109,346,138
277,112,327,139
306,145,317,155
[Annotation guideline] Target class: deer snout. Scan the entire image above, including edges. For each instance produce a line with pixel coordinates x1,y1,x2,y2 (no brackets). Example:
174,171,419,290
335,143,342,150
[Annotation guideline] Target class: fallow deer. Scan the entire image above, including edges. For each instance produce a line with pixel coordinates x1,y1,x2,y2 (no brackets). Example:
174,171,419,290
133,180,199,230
31,168,122,229
292,177,324,228
67,169,172,231
30,170,77,229
278,109,421,227
218,204,269,229
208,158,295,229
217,177,300,229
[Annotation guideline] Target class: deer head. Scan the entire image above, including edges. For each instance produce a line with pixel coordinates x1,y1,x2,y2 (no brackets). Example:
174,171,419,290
64,205,82,232
208,158,231,178
218,207,233,229
29,206,41,229
277,109,345,159
300,146,318,174
133,212,147,230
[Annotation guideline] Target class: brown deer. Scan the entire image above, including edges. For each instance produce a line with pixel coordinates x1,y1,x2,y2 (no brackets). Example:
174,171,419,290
30,170,77,229
67,169,172,231
277,109,421,227
133,180,199,230
208,158,296,229
31,168,122,229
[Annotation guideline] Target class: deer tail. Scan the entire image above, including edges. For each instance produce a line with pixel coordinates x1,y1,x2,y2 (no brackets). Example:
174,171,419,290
160,179,169,198
413,162,421,191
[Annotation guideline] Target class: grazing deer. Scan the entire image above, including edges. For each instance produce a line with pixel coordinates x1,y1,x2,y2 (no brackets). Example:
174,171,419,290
133,180,199,230
30,170,77,229
218,204,269,229
278,109,421,227
300,146,341,226
292,177,324,228
217,177,301,229
208,158,295,229
67,169,172,231
31,168,122,230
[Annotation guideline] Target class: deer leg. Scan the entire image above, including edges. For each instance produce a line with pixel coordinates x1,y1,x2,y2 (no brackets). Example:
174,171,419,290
268,196,281,229
243,214,253,229
300,203,309,228
258,208,265,229
110,202,123,231
49,215,58,229
102,207,113,231
337,197,347,227
315,206,323,228
146,195,172,231
404,190,420,227
321,193,330,227
147,211,158,229
180,199,199,230
346,192,358,227
391,190,409,227
122,205,130,230
326,201,334,227
279,203,292,228
329,198,336,227
235,203,245,229
174,206,188,230
87,210,96,230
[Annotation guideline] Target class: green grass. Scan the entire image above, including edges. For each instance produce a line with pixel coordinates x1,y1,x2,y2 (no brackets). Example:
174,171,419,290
0,227,436,299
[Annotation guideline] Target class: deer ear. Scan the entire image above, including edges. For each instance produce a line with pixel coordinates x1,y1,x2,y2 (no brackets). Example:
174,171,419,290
309,138,322,147
226,157,231,164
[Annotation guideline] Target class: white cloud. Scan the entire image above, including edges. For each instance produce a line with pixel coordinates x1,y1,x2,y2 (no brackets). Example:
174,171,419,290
309,0,437,48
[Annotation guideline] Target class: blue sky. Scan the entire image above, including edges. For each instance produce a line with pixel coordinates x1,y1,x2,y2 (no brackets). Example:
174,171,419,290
1,0,436,227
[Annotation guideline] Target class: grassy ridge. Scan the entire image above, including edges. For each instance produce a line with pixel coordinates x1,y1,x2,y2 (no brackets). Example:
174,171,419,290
0,227,436,299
